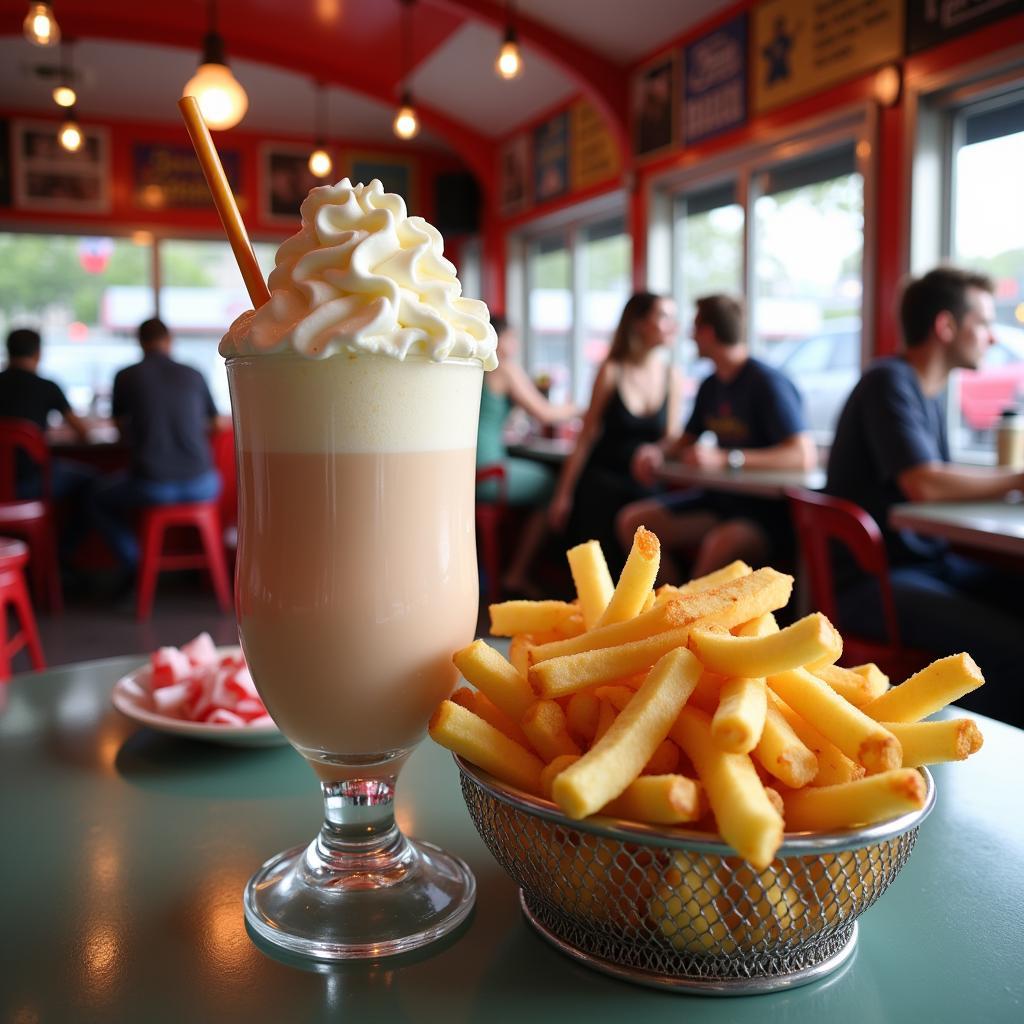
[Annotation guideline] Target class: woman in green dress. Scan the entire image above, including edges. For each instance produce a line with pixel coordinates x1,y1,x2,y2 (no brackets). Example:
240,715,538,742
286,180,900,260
477,315,577,596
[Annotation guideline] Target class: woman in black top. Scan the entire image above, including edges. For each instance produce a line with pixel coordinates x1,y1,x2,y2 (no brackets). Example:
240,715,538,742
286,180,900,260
549,292,683,573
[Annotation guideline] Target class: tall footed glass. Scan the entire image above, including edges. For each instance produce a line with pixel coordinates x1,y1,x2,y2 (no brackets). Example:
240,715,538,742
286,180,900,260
228,350,482,960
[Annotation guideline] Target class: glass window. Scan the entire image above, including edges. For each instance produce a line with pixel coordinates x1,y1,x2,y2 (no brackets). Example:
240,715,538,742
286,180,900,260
0,231,152,415
525,234,572,404
673,183,744,312
157,239,277,412
753,145,864,440
579,217,631,401
947,94,1024,460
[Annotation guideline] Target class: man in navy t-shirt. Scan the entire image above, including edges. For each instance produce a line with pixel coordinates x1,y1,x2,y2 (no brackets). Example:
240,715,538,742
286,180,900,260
620,294,816,580
827,267,1024,727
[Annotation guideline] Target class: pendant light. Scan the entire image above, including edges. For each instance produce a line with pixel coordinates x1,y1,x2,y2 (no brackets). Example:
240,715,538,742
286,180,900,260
52,40,76,108
58,108,82,152
181,0,248,130
24,2,59,47
392,0,420,141
495,2,523,80
308,82,333,178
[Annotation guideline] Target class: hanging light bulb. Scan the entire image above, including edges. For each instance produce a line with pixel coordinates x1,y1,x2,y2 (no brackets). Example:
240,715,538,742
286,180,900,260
52,39,76,108
307,82,333,178
24,2,60,47
181,0,248,130
393,92,420,140
58,108,82,152
495,26,523,80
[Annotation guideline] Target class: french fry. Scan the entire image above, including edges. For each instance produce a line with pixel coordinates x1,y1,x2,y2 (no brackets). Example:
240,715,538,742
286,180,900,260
489,600,576,637
530,568,793,698
690,613,842,679
595,526,661,627
752,704,818,788
768,667,901,774
567,540,615,628
769,693,864,786
530,597,695,665
851,663,889,690
781,769,927,831
689,671,723,714
805,624,843,670
453,639,534,720
652,854,735,953
594,685,637,711
507,634,532,680
539,754,579,798
676,560,752,595
862,653,984,723
641,590,656,613
594,698,618,743
429,700,543,794
814,663,889,707
712,677,768,754
733,612,779,638
552,648,702,819
565,692,601,746
450,687,531,748
642,738,680,775
601,774,704,825
882,719,984,767
521,699,581,762
669,705,783,870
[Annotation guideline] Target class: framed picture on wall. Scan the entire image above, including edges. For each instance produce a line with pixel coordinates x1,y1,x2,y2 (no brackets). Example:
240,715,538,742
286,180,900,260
499,134,530,216
261,143,325,226
350,154,415,211
13,119,110,213
632,52,676,158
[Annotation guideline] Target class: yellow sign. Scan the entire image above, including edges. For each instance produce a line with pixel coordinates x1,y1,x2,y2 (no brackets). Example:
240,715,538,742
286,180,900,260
570,99,621,192
752,0,903,114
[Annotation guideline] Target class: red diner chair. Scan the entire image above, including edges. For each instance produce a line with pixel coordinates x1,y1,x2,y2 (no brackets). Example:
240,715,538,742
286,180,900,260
475,465,508,605
0,418,62,613
786,488,931,681
210,423,238,561
0,537,46,681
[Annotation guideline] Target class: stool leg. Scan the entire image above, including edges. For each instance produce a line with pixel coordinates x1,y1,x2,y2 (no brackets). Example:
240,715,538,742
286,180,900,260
198,510,233,615
0,591,11,683
135,514,163,622
11,571,45,670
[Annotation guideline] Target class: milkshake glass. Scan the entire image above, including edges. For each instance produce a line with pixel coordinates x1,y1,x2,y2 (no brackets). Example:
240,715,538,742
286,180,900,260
222,179,496,961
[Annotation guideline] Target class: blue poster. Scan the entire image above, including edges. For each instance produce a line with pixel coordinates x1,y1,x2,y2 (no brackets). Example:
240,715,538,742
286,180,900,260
533,112,569,204
683,13,748,146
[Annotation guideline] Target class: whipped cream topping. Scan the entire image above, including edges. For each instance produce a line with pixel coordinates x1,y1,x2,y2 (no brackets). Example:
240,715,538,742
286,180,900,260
221,178,497,369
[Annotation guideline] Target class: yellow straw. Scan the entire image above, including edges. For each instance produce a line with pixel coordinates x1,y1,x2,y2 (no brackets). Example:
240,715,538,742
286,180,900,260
177,96,271,309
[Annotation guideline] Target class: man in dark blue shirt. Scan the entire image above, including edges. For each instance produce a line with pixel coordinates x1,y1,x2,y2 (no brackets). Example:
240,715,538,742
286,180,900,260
92,318,221,569
827,267,1024,726
621,294,816,580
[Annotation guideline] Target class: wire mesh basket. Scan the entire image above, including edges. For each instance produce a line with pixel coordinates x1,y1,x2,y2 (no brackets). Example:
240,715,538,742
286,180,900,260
456,757,935,994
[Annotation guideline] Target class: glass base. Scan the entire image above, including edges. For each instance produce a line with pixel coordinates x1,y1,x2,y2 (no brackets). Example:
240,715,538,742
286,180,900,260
243,835,476,961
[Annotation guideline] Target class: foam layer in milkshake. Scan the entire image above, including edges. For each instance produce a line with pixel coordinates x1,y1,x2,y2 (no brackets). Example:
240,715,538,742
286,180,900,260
221,178,497,369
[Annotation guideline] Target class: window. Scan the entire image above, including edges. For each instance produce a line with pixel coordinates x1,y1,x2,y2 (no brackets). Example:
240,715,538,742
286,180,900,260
579,216,631,398
673,183,744,314
526,235,572,404
946,92,1024,459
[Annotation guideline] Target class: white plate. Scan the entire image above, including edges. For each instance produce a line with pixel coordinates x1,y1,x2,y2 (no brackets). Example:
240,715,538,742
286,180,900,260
112,646,288,748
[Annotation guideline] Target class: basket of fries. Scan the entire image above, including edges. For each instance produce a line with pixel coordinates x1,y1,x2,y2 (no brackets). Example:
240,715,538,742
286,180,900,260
431,530,984,993
456,755,933,994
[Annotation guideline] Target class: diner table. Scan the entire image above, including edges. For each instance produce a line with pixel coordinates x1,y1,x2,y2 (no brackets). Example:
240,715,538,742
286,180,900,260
3,657,1023,1022
506,436,575,466
889,497,1024,559
656,462,826,499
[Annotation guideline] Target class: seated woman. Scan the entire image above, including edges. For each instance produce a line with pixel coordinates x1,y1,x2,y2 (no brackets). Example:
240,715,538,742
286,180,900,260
477,315,577,597
549,292,684,575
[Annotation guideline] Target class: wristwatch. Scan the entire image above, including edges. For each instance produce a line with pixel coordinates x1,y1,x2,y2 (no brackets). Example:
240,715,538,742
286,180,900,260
727,448,746,470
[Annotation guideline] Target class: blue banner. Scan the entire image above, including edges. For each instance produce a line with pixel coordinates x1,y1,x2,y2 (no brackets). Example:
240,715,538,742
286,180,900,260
684,13,748,146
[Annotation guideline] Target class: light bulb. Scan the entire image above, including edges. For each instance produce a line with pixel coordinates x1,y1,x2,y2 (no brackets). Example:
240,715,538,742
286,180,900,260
393,103,419,140
53,84,76,108
59,118,83,153
496,39,523,80
308,147,332,178
182,62,248,130
24,2,59,46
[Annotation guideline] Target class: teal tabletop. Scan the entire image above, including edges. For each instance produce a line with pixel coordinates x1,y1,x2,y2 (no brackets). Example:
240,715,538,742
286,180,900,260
1,656,1022,1023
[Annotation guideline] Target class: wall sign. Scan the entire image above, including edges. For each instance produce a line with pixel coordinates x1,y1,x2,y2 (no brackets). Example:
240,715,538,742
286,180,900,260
632,52,676,157
683,13,748,145
13,119,110,214
533,112,569,204
499,133,530,216
906,0,1024,54
570,98,620,191
133,142,242,210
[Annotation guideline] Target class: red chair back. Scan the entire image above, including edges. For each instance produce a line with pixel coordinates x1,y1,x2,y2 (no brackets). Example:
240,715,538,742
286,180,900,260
0,419,51,501
785,488,902,648
475,465,508,605
210,423,237,532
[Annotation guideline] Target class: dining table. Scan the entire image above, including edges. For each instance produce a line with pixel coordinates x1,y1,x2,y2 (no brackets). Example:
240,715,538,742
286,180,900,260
2,655,1021,1023
889,497,1024,559
656,462,826,499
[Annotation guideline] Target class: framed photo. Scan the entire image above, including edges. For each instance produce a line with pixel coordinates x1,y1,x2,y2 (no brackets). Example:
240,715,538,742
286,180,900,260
13,119,110,213
261,143,324,226
498,134,530,216
350,154,415,212
533,112,569,205
632,53,676,158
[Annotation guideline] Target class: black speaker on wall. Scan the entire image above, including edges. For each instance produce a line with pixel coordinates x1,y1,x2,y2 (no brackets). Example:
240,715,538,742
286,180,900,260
435,171,480,236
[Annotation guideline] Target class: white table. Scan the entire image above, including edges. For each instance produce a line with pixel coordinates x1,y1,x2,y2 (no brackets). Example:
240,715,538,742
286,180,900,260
657,463,825,499
889,498,1024,559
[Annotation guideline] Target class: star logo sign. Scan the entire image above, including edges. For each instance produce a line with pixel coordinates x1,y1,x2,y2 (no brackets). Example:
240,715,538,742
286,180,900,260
762,17,794,85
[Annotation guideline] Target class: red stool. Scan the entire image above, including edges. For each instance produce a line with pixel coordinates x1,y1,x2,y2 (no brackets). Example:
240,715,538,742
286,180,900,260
0,537,46,681
136,501,233,621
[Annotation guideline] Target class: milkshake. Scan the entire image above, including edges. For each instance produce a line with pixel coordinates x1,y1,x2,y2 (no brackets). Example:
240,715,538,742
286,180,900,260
222,178,496,960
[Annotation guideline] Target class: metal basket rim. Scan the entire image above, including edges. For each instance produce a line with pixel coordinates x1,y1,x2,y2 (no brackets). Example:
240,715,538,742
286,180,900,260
454,754,935,857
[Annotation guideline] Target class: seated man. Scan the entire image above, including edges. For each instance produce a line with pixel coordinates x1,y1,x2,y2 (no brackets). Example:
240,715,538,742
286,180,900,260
826,266,1023,726
92,317,221,573
0,328,95,559
619,294,816,581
